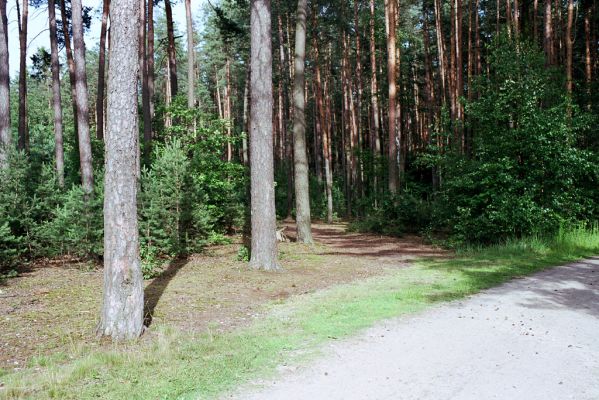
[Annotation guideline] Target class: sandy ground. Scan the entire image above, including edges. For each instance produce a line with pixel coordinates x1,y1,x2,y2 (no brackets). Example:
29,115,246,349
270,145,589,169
229,258,599,400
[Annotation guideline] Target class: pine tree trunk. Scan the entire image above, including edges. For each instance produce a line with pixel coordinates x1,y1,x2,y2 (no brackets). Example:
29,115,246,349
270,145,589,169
97,0,110,141
99,0,143,340
17,0,28,152
147,0,155,118
185,0,194,108
249,0,280,270
0,0,10,169
48,0,64,186
585,2,592,106
292,0,313,243
72,0,94,194
165,0,178,97
565,0,574,95
59,0,80,141
370,0,381,203
385,0,398,194
545,0,554,65
140,0,152,162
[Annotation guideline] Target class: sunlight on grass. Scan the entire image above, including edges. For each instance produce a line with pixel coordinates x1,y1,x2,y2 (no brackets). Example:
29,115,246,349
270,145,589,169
2,227,598,400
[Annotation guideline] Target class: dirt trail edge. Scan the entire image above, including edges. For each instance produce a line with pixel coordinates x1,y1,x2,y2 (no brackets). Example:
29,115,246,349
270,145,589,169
228,258,599,400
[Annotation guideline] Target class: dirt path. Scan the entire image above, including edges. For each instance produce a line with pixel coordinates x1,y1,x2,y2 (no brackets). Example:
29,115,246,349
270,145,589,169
229,258,599,400
0,223,445,370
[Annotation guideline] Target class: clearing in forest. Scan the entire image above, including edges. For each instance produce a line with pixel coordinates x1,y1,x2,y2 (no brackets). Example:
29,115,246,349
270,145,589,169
0,222,445,370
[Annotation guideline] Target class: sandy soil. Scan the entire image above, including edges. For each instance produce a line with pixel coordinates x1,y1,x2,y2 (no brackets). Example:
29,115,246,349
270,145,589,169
0,223,445,370
229,258,599,400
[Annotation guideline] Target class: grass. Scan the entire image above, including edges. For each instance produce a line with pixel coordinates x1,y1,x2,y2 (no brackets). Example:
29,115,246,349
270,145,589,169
1,226,598,400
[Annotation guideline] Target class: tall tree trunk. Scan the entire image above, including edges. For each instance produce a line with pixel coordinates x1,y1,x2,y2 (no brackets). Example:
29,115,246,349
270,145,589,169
185,0,194,108
249,0,280,270
165,0,178,97
385,0,398,194
59,0,79,140
454,0,464,150
49,0,64,186
370,0,381,203
434,0,448,105
584,2,592,106
0,0,10,169
147,0,155,118
140,0,152,162
242,67,250,166
565,0,574,95
16,0,28,152
98,0,144,340
72,0,94,194
534,0,539,43
514,0,520,38
545,0,554,65
292,0,313,243
97,0,110,141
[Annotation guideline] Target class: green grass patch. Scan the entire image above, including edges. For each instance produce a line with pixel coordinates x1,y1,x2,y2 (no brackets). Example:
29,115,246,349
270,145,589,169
2,227,598,400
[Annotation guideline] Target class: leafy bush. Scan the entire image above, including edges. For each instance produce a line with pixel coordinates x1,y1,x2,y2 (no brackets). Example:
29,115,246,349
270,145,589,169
438,36,599,244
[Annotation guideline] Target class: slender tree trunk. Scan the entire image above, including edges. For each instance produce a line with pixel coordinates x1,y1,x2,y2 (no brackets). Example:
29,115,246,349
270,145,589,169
249,0,280,270
434,0,448,105
72,0,94,194
242,67,250,166
147,0,155,118
16,0,28,152
0,0,10,169
370,0,381,203
225,57,232,161
48,0,64,186
59,0,79,140
534,0,539,43
545,0,554,65
292,0,313,243
140,0,152,162
97,0,110,141
385,0,398,194
585,2,592,106
98,0,144,341
565,0,574,95
185,0,194,108
165,0,178,97
514,0,520,38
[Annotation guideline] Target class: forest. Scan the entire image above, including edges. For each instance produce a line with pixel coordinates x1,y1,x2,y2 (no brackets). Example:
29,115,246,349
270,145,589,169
0,0,598,398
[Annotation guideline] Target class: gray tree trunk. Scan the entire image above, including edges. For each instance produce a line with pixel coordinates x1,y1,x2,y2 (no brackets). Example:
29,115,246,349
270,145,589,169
165,0,178,97
16,0,28,152
249,0,280,271
0,0,10,169
48,0,64,187
72,0,94,194
96,0,109,141
292,0,313,244
140,0,152,163
98,0,144,340
185,0,195,108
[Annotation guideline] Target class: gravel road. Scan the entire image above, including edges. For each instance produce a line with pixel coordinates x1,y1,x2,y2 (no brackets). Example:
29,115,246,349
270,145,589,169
228,258,599,400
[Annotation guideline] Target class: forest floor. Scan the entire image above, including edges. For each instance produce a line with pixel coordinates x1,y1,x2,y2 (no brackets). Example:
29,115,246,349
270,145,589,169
0,222,445,370
1,223,597,399
228,258,599,400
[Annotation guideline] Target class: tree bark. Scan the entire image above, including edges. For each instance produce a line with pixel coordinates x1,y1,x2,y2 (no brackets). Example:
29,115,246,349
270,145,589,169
544,0,554,65
385,0,398,194
185,0,194,108
48,0,64,186
292,0,313,242
565,0,574,95
147,0,155,118
0,0,10,169
98,0,144,340
249,0,280,270
140,0,152,162
72,0,94,194
584,2,592,105
16,0,28,152
59,0,80,141
97,0,110,141
165,0,178,97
